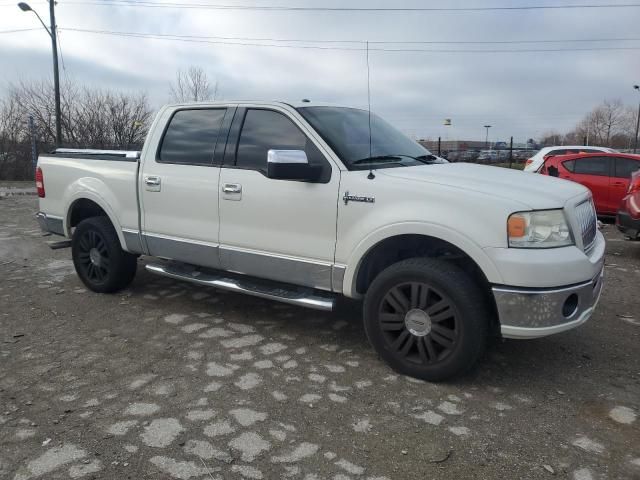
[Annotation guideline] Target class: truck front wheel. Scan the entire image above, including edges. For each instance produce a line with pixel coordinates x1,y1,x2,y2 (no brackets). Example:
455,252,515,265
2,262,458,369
363,257,488,382
72,216,137,293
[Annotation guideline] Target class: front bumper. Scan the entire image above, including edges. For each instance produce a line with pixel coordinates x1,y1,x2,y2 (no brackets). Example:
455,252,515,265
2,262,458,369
616,210,640,239
36,212,65,236
493,267,604,339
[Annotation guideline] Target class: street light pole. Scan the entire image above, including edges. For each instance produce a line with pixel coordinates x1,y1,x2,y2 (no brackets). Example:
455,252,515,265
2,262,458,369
483,125,492,149
634,85,639,154
18,1,62,148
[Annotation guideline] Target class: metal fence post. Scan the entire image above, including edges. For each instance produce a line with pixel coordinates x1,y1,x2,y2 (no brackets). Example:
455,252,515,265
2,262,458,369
509,136,513,169
438,137,441,157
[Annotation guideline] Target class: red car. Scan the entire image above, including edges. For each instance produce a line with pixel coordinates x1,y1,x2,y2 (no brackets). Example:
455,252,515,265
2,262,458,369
617,170,640,239
539,152,640,216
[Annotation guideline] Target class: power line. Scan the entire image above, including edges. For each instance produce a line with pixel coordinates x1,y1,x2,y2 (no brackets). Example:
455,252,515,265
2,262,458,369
58,27,640,45
58,1,640,12
0,28,41,34
59,27,640,53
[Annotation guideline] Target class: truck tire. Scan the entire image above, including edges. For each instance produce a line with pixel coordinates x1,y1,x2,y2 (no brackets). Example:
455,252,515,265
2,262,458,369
71,216,137,293
363,257,488,382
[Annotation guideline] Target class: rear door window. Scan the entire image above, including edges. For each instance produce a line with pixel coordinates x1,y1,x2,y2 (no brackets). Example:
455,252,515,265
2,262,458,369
613,157,640,179
572,157,610,176
158,108,227,165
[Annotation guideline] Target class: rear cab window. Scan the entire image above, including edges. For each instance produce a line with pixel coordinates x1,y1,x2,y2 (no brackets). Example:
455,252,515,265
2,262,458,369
158,108,227,165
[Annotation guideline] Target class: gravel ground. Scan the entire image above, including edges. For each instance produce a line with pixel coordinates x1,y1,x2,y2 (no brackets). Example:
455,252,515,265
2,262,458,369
1,194,639,480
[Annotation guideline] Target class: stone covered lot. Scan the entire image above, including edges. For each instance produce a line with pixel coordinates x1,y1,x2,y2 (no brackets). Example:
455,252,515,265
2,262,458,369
0,192,639,480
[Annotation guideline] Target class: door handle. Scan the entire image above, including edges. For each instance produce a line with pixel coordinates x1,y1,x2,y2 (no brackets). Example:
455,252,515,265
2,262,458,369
612,182,625,186
144,176,161,186
222,183,242,194
144,175,161,192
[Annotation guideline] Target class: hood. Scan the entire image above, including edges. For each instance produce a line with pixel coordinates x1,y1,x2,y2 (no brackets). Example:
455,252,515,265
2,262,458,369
379,162,589,210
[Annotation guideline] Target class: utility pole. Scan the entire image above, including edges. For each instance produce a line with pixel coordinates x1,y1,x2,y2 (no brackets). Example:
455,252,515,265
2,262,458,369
49,0,62,148
18,2,62,148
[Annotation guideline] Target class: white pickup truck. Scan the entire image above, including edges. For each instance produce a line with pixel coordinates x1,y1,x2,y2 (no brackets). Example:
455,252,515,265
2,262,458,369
36,101,605,381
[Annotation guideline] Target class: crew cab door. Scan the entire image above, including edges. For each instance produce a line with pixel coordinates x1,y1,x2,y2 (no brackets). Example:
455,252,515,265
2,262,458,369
139,107,234,268
218,106,339,291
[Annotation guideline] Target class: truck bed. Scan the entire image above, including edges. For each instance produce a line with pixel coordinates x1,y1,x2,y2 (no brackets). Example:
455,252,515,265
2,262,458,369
37,149,141,240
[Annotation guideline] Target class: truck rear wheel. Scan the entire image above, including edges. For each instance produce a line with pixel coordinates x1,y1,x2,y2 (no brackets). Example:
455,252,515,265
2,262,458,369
72,216,137,293
363,257,488,382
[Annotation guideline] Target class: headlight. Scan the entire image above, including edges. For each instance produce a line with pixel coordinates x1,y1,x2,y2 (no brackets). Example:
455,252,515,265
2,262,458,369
508,209,573,248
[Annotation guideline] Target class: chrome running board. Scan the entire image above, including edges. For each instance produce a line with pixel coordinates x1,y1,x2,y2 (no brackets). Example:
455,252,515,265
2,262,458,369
145,262,335,311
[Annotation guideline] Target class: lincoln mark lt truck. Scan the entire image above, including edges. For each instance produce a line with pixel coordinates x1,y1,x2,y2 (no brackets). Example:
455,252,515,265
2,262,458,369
35,102,605,381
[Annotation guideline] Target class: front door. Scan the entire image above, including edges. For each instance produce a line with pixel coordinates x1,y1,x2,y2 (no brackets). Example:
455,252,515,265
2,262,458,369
140,107,231,268
218,107,340,291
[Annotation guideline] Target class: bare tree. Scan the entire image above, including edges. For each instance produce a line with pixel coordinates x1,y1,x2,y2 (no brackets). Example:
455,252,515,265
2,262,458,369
169,66,218,102
539,130,564,146
0,79,153,179
576,99,626,147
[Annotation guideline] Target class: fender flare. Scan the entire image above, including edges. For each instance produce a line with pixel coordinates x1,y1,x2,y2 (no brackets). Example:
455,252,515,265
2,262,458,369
342,222,503,298
62,179,129,251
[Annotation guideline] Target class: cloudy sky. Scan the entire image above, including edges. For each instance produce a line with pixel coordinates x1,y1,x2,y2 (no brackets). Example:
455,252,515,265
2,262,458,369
1,0,639,143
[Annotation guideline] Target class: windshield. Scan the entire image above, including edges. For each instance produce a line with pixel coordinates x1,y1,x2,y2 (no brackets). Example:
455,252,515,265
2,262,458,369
297,106,446,170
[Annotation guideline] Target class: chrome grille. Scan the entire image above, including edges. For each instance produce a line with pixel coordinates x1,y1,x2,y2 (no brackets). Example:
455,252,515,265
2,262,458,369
575,199,597,254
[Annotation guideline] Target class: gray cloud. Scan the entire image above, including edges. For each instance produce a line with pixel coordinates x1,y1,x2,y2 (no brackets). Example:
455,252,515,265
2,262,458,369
1,0,639,143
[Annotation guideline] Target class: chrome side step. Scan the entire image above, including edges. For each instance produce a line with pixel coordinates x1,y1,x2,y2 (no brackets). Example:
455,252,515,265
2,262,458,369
145,262,335,311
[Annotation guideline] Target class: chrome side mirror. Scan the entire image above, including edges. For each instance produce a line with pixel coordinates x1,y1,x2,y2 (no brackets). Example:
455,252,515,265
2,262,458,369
266,149,321,181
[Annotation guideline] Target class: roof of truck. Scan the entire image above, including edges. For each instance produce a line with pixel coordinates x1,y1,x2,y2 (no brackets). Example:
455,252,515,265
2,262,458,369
164,100,365,110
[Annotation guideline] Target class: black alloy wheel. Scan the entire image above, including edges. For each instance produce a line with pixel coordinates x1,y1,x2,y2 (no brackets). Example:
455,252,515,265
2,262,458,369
363,257,488,381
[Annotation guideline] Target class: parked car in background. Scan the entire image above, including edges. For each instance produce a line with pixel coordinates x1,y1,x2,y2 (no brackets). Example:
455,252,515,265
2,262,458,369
617,170,640,239
540,152,640,216
477,150,498,163
514,150,536,162
461,150,480,162
524,145,616,173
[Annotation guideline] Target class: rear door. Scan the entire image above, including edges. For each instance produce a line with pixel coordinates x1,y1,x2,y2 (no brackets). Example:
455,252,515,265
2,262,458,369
611,156,640,211
569,156,611,214
140,106,234,268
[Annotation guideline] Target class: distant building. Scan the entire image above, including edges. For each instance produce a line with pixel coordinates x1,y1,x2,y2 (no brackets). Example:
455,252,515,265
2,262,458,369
419,139,536,152
419,140,486,152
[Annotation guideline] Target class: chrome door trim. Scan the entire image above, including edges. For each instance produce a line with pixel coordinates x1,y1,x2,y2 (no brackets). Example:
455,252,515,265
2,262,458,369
219,246,334,292
143,233,221,269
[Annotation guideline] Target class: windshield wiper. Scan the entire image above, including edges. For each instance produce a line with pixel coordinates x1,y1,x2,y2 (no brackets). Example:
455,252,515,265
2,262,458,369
351,155,404,165
352,154,441,166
